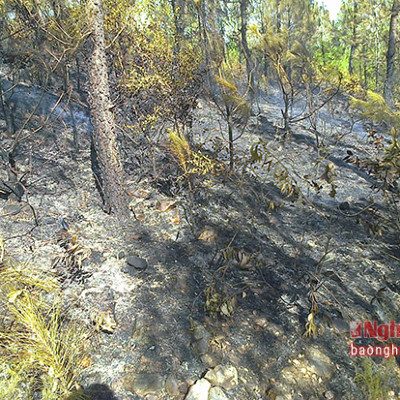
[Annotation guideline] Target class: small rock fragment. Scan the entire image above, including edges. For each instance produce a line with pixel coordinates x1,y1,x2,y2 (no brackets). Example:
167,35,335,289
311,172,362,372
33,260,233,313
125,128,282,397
165,375,179,396
198,226,217,243
209,386,229,400
192,337,209,356
205,365,238,390
338,201,350,211
306,347,333,379
331,318,349,334
156,199,178,212
124,373,165,396
324,390,334,399
126,255,148,271
200,353,218,367
184,378,211,400
91,311,117,334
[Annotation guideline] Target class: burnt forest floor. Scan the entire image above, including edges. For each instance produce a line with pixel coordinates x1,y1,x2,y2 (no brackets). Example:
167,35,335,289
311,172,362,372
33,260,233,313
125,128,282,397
2,83,400,400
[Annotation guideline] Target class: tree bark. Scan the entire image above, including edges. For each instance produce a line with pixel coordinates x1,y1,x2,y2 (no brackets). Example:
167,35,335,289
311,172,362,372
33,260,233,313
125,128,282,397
87,0,129,217
240,0,255,100
348,1,358,75
170,0,183,53
384,0,400,109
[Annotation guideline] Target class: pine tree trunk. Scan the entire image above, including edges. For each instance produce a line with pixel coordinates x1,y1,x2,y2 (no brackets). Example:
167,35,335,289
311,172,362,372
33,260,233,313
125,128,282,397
384,0,400,109
196,0,213,88
87,0,129,217
240,0,255,100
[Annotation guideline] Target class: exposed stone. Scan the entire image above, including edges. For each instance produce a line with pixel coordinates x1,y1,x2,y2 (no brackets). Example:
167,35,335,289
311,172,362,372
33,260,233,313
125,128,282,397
200,353,219,367
205,365,238,390
2,202,34,220
191,322,211,355
338,201,350,211
126,254,148,270
324,390,334,399
208,386,229,400
306,347,334,379
91,310,116,334
184,378,211,400
156,199,178,212
124,373,165,396
331,318,349,334
192,337,209,356
165,375,179,396
198,226,217,243
192,323,210,341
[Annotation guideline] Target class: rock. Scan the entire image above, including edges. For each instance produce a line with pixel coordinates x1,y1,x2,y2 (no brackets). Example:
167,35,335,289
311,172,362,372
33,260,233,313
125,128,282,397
192,337,209,355
173,274,189,294
2,202,34,221
179,381,190,394
124,373,165,396
156,199,178,212
200,353,219,367
306,347,333,379
91,311,117,334
208,386,229,400
184,378,211,400
165,375,179,396
121,264,136,277
338,201,350,211
126,255,148,271
331,318,349,334
191,322,211,355
198,226,217,243
205,365,238,390
118,251,126,259
2,203,24,215
192,323,210,341
324,390,334,399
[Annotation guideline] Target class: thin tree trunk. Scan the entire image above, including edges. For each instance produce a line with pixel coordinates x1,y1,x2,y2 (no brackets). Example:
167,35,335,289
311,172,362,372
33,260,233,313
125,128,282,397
226,105,234,170
0,79,15,137
170,0,183,53
362,45,368,88
348,1,358,75
384,0,400,109
276,0,281,32
87,0,129,217
240,0,255,100
375,35,380,91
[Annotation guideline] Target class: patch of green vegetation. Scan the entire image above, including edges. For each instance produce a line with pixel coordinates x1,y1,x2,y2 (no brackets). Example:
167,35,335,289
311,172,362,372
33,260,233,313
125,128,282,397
355,358,399,400
0,240,92,400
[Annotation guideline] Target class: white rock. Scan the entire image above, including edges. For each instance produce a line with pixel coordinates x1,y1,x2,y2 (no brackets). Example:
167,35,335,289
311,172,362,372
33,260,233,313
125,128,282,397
185,378,211,400
209,386,229,400
205,365,238,390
